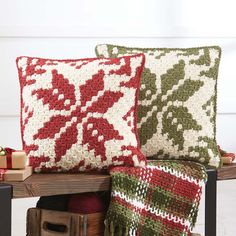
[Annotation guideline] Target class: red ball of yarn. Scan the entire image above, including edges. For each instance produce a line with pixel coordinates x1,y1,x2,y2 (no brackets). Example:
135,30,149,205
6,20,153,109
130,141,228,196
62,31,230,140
68,192,106,214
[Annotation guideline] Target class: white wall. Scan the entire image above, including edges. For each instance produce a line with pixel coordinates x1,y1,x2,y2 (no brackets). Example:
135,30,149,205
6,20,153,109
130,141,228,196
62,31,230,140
0,0,235,235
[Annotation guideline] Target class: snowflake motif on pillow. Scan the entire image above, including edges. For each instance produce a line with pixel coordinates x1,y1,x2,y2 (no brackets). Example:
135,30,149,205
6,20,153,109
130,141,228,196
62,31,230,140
17,55,146,172
96,45,222,168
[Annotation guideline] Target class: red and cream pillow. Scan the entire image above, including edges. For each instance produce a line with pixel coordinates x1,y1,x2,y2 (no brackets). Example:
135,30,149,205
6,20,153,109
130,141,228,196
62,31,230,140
16,54,146,172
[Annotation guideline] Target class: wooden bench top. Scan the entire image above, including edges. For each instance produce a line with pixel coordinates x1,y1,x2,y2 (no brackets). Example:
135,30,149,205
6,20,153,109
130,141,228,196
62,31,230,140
2,163,236,198
217,163,236,180
5,172,111,198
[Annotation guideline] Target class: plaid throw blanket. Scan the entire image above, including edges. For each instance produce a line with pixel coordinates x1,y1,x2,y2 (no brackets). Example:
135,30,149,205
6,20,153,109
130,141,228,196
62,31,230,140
105,161,207,236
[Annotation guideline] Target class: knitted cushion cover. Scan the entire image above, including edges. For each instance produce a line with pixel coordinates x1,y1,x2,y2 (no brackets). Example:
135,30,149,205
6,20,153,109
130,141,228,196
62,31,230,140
105,161,207,236
16,54,147,172
96,45,222,168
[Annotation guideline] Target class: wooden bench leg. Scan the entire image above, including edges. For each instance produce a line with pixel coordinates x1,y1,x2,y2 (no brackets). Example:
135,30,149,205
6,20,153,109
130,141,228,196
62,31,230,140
205,169,217,236
0,183,12,236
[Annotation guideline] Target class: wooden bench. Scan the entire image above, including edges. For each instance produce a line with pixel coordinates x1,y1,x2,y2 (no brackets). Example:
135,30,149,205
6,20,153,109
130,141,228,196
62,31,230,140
0,163,236,236
218,163,236,180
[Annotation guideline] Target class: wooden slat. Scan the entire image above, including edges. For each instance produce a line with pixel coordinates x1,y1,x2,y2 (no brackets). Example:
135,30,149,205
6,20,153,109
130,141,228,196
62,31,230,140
3,163,236,198
217,163,236,180
26,208,41,236
4,173,111,198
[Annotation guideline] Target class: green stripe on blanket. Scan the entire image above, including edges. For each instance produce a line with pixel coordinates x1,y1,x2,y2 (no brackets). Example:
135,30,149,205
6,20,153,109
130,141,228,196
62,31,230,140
105,161,207,236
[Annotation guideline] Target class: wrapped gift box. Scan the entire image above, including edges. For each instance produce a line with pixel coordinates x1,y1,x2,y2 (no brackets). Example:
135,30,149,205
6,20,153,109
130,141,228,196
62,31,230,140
0,149,27,169
222,154,235,165
0,166,32,181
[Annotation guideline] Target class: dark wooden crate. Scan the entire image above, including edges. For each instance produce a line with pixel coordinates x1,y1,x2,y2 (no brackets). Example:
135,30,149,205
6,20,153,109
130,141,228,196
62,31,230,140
26,208,105,236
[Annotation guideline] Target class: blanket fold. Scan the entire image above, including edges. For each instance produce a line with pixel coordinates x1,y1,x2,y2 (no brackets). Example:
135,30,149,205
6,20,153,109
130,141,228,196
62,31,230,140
105,161,207,236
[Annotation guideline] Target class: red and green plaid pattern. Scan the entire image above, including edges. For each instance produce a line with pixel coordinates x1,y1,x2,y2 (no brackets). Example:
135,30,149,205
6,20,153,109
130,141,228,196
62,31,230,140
105,161,207,236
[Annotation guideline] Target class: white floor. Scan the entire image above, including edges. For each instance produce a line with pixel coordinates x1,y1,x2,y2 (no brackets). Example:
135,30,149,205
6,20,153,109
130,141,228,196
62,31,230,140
11,180,236,236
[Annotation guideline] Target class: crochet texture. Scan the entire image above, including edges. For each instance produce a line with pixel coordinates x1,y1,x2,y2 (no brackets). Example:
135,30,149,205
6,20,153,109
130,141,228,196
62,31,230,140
105,161,207,236
96,45,221,168
16,55,146,172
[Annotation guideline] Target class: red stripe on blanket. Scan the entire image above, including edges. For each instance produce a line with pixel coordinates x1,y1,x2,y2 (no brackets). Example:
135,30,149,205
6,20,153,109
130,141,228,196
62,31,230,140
112,196,189,235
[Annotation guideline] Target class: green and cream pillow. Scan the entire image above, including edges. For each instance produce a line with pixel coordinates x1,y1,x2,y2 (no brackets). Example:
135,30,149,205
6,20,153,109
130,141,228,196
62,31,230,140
96,44,222,168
